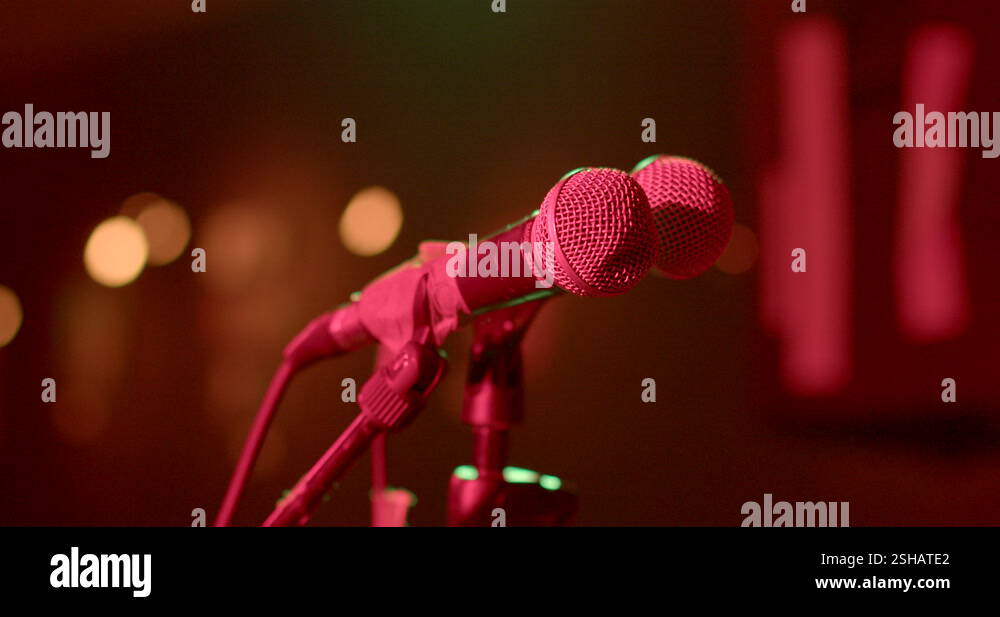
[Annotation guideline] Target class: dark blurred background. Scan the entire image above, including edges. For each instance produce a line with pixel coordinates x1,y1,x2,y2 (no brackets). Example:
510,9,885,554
0,0,997,526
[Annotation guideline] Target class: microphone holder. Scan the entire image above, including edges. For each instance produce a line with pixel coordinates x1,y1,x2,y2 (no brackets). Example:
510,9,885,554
263,276,447,527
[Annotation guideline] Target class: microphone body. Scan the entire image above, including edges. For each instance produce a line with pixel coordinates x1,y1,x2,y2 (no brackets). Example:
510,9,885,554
284,167,656,367
284,156,735,369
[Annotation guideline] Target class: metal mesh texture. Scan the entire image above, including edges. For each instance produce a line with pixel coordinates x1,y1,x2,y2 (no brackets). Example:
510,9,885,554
530,168,656,296
632,156,734,279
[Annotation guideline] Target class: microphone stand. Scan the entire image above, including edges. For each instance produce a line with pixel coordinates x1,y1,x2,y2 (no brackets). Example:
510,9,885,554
447,298,577,526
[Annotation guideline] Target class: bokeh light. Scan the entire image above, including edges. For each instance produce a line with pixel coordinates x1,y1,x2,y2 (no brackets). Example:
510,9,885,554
0,285,23,347
135,197,191,266
200,202,293,296
714,223,759,275
84,216,149,287
338,186,403,256
119,191,161,218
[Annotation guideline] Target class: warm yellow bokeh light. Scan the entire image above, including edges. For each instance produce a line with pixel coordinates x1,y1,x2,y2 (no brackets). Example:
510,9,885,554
0,285,23,347
84,216,149,287
119,191,161,218
715,223,759,275
339,186,403,256
136,198,191,266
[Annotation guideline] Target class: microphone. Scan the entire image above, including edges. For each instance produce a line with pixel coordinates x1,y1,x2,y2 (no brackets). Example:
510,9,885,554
263,158,736,527
215,166,657,526
284,167,658,368
631,154,735,279
218,156,734,526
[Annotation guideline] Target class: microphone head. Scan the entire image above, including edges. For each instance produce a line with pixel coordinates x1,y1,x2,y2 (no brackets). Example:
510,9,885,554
529,167,656,297
631,155,735,279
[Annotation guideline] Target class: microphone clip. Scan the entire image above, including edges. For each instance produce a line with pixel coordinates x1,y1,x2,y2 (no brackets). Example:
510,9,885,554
359,270,448,431
359,339,447,432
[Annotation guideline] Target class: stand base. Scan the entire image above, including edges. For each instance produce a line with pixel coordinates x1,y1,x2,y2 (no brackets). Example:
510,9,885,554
447,465,577,526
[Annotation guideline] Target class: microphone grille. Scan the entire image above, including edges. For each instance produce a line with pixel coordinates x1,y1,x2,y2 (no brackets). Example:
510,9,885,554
531,167,656,296
631,155,734,279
